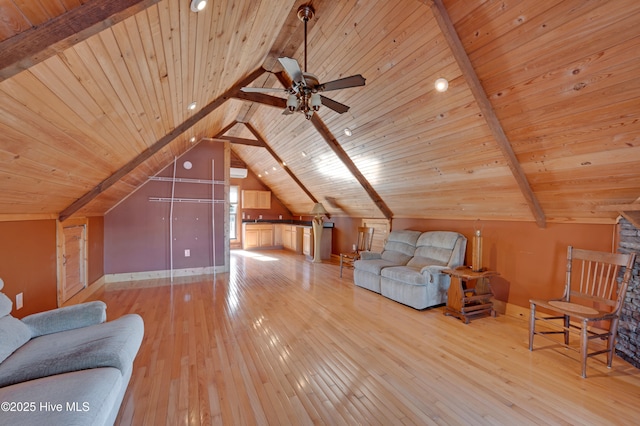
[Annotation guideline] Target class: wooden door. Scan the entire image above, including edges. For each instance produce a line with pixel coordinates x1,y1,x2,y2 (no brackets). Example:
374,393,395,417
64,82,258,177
60,223,87,304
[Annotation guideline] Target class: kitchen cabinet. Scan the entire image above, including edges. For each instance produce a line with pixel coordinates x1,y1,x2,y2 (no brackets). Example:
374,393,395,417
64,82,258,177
242,190,271,209
282,225,303,254
242,223,274,249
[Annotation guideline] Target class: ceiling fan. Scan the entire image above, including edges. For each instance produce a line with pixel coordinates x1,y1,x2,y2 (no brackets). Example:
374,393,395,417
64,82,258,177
240,4,366,120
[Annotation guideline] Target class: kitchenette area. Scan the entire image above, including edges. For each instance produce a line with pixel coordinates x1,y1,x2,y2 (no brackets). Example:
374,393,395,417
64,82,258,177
241,220,333,261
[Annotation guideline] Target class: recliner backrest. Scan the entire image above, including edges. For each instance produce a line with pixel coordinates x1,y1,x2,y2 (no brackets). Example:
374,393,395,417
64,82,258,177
407,231,467,269
380,230,421,264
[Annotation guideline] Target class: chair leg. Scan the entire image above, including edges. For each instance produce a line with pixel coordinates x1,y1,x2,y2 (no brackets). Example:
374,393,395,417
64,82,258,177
607,318,619,368
564,315,570,345
529,303,536,350
339,254,344,277
580,319,588,378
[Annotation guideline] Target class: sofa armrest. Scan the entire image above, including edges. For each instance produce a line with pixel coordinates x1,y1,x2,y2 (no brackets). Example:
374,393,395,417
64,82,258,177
359,251,382,260
420,265,449,283
21,301,107,338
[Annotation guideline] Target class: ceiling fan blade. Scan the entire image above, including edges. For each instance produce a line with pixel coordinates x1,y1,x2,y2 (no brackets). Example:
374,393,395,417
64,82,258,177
320,95,350,114
319,74,366,92
240,87,287,93
279,57,305,87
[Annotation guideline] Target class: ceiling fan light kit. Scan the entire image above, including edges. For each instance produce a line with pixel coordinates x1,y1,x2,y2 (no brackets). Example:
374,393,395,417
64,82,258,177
240,4,366,120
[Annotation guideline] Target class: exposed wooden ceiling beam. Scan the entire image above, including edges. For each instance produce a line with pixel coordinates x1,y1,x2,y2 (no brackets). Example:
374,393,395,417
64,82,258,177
244,122,319,205
429,0,546,228
234,88,394,218
310,114,394,220
233,91,287,109
59,67,266,221
0,0,161,82
223,136,265,148
213,121,238,139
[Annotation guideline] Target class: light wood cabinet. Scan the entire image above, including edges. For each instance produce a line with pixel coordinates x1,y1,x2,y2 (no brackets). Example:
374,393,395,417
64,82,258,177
282,225,303,253
242,224,274,249
243,223,330,257
242,190,271,209
274,224,283,247
282,226,292,249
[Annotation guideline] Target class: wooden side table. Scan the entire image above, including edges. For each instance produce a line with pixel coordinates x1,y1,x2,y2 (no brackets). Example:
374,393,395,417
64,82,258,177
443,267,499,324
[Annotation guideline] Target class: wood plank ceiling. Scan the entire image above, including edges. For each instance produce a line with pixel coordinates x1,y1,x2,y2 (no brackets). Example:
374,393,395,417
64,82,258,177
0,0,639,225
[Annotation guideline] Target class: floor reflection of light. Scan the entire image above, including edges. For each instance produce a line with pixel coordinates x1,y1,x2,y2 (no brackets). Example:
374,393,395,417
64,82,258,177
252,314,291,364
233,250,279,261
226,280,239,314
226,259,240,314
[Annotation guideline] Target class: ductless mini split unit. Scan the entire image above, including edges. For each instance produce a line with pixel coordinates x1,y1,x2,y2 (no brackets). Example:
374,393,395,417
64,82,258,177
230,167,248,178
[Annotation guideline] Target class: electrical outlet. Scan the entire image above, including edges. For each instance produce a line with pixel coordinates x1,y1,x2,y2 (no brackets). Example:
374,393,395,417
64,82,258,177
184,249,191,257
16,293,23,310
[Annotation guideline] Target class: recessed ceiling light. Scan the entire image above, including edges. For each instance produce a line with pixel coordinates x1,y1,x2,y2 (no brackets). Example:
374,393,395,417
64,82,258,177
272,166,277,171
187,101,197,111
282,161,287,167
344,128,352,136
435,78,449,92
190,0,207,12
183,161,193,170
189,136,196,143
301,151,307,157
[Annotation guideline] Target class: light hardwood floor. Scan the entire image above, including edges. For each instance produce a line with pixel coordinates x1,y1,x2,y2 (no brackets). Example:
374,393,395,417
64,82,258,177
96,250,640,425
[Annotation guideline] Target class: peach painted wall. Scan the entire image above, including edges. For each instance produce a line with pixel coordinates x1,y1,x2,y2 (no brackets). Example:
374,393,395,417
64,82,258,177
0,218,106,317
329,216,360,255
0,220,58,317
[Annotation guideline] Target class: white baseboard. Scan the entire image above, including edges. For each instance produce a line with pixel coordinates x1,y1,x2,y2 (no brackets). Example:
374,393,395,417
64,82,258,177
104,265,228,285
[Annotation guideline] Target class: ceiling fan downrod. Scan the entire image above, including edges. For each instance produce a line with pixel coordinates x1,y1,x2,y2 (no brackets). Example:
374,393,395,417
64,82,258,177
297,5,315,73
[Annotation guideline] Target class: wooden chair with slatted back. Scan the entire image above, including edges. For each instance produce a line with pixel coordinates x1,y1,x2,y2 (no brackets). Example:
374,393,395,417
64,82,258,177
339,227,374,277
529,246,636,377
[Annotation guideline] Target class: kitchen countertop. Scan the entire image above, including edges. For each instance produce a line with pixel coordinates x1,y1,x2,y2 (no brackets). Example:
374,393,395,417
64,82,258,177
242,220,334,228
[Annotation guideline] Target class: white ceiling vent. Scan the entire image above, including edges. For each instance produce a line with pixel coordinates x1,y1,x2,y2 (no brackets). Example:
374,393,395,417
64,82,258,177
230,167,248,179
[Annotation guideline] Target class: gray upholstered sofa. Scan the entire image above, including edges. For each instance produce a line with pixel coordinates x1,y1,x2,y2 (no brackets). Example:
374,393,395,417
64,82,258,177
0,279,144,425
354,230,422,293
354,230,467,309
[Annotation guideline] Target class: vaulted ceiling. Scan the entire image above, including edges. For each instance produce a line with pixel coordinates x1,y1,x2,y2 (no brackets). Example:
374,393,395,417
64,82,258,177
1,0,639,226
